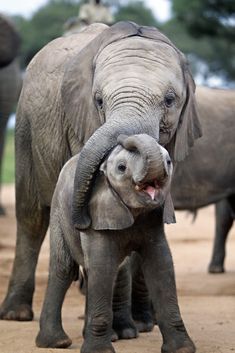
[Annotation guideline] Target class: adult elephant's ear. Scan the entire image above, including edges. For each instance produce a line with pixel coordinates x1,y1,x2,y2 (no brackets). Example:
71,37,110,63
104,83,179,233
61,23,107,144
172,62,202,162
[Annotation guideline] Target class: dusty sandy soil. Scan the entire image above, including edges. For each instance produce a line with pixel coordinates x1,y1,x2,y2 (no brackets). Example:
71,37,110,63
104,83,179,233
0,185,234,353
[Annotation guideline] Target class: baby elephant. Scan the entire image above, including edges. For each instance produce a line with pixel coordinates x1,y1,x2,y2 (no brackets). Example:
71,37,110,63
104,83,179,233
36,134,195,353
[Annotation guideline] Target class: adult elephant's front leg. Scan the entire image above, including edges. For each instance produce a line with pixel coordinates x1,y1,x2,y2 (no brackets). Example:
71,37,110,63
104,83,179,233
0,207,49,320
140,226,195,353
81,232,120,353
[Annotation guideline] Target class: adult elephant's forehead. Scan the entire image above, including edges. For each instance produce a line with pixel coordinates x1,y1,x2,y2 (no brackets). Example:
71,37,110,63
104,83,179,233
94,37,185,95
95,36,182,70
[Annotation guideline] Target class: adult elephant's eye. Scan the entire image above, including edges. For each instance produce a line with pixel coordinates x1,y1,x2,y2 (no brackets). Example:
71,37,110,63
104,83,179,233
95,92,103,110
164,92,176,108
117,163,126,173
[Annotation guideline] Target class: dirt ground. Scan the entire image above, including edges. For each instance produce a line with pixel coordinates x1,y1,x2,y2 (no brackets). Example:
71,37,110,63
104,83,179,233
0,185,234,353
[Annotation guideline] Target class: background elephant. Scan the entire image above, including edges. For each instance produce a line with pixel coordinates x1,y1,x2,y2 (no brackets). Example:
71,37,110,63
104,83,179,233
171,86,235,273
0,21,201,325
36,134,195,353
0,14,20,68
0,59,22,214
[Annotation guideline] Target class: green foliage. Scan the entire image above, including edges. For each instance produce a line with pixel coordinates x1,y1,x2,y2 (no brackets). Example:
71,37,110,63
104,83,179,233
173,0,235,39
115,1,158,27
169,0,235,81
2,130,15,184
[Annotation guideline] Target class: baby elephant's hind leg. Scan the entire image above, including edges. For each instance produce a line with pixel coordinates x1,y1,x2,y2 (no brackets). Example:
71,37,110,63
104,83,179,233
36,226,78,348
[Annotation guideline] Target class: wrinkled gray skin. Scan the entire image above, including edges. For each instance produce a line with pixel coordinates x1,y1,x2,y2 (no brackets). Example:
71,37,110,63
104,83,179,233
36,134,195,353
0,21,201,340
130,87,235,331
172,86,235,273
0,59,22,214
0,14,20,68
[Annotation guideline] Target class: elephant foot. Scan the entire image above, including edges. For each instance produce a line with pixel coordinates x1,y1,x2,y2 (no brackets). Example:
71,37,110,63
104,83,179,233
208,263,224,273
81,342,115,353
134,319,154,332
112,312,138,340
111,326,138,341
0,302,33,321
36,329,72,348
162,337,195,353
132,307,154,332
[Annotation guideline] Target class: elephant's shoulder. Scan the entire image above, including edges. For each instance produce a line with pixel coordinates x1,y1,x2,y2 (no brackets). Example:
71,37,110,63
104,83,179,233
27,24,107,74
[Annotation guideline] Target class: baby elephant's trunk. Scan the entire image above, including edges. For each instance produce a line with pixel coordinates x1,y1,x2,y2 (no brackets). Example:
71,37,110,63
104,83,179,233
118,133,171,185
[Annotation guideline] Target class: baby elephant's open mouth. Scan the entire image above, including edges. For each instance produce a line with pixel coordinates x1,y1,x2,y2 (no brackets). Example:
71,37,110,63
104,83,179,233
135,179,164,200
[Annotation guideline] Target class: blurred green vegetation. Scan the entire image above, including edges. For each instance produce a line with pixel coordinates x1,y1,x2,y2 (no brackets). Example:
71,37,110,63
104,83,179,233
115,1,158,26
170,0,235,81
2,130,15,184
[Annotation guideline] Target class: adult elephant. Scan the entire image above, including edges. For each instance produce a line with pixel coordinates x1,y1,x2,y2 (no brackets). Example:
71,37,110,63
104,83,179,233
0,59,22,214
0,14,20,68
0,22,201,325
171,86,235,273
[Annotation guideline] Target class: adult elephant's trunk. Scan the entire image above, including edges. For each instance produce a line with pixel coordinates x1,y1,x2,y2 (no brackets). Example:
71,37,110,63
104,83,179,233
117,134,167,184
73,116,159,230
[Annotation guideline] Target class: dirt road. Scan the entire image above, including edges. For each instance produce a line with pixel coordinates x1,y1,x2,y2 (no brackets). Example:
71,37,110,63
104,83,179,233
0,185,234,353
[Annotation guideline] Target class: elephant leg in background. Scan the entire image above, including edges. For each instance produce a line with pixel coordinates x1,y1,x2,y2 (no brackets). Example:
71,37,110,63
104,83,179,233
140,225,195,353
131,252,155,332
112,257,138,341
209,196,235,273
81,233,120,353
36,226,78,348
0,108,10,215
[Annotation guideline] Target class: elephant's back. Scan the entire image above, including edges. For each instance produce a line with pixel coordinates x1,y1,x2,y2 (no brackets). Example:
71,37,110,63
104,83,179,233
27,23,107,76
172,86,235,209
196,86,235,125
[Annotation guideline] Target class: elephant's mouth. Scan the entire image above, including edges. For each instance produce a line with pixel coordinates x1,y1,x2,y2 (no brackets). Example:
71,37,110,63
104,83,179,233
135,179,164,201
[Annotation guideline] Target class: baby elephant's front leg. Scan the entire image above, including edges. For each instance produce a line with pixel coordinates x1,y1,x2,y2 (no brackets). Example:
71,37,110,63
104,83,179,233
81,232,120,353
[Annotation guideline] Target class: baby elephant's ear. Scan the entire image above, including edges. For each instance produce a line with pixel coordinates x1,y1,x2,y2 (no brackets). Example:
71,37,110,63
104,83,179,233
89,174,134,231
163,194,176,224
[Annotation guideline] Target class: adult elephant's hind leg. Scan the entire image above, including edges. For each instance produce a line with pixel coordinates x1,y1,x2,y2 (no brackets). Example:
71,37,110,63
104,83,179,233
0,116,50,321
36,225,77,348
0,206,50,320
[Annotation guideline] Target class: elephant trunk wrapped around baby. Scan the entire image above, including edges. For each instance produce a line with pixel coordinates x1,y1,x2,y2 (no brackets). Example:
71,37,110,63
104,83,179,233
36,134,195,353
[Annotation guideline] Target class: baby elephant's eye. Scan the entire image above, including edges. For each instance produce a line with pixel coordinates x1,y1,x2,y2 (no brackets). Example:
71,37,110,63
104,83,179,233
117,163,126,173
164,92,176,108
